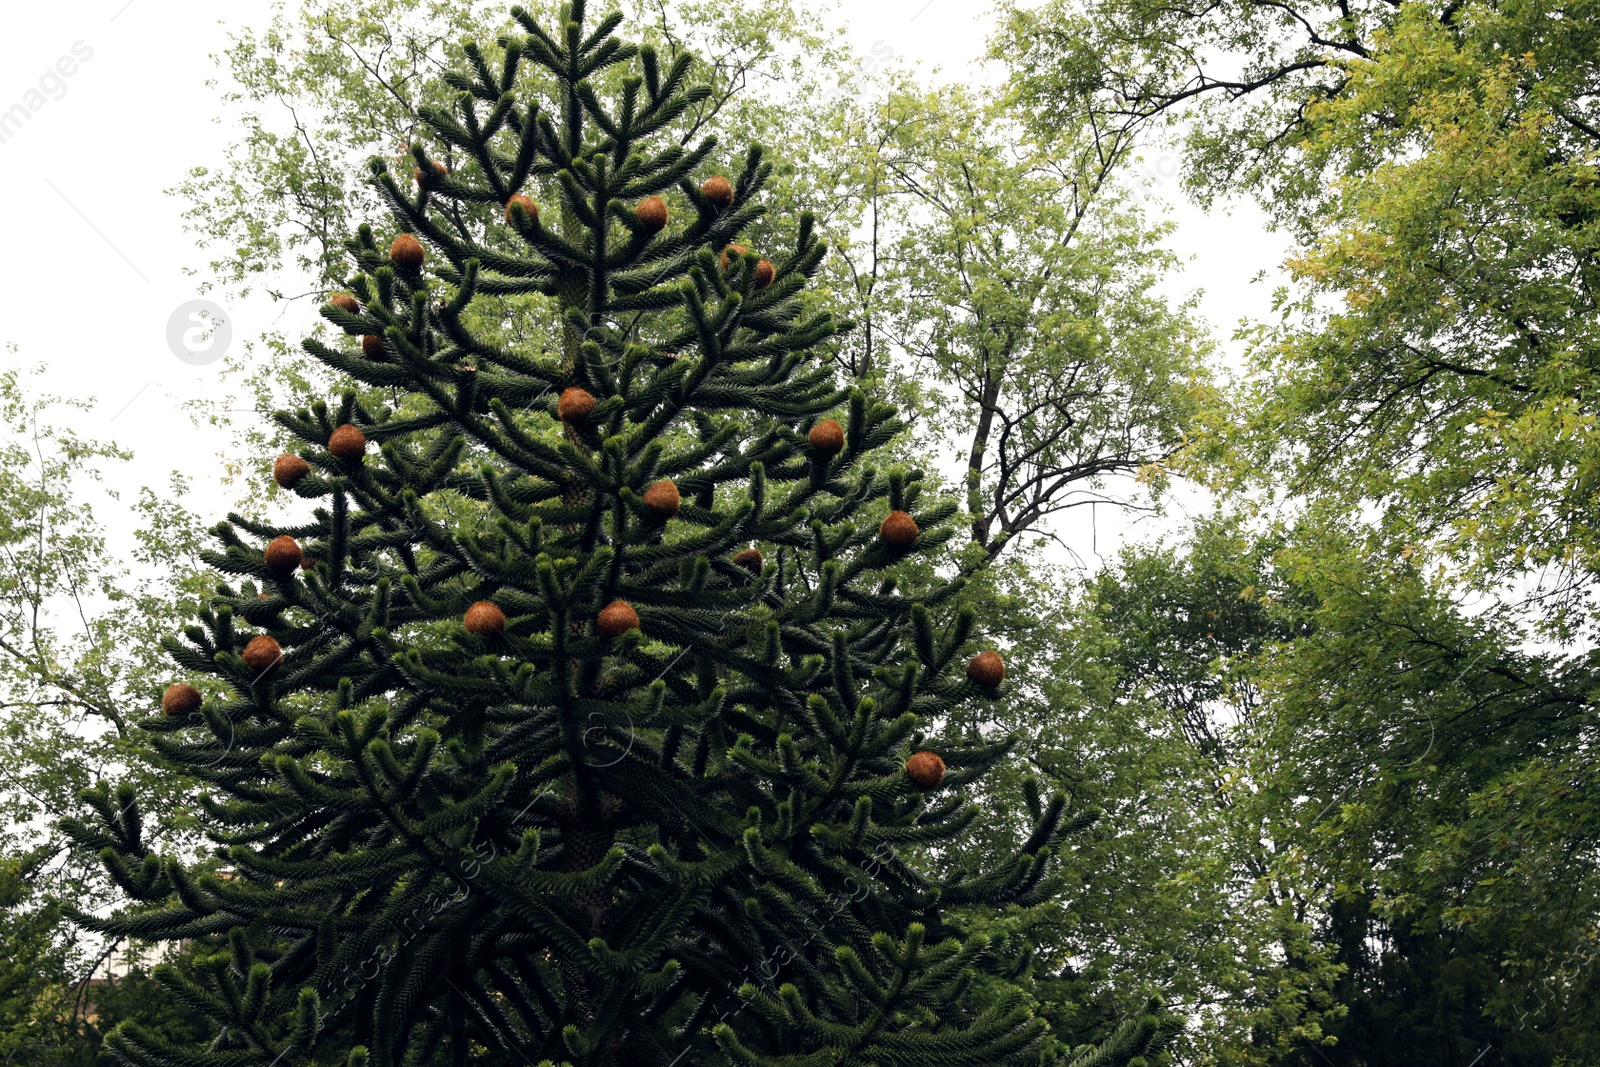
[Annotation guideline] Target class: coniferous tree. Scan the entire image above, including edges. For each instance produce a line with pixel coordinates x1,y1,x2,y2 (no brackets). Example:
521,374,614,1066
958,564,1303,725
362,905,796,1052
65,5,1171,1064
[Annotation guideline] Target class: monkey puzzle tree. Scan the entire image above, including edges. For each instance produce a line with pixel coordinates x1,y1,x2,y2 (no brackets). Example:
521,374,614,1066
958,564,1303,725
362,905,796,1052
62,5,1157,1065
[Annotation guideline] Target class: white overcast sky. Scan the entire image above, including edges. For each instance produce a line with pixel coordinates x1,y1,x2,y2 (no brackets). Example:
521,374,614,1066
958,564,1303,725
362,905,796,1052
0,0,1287,575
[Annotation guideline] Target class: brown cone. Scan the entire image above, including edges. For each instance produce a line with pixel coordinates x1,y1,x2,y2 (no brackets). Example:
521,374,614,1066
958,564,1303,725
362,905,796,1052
880,510,920,547
273,454,311,489
808,419,845,457
241,635,283,676
162,683,202,718
464,600,507,637
415,160,448,186
264,535,303,576
328,292,360,314
300,556,319,571
390,233,425,270
643,479,681,519
753,259,776,289
701,175,734,209
328,424,367,461
597,600,641,639
558,387,597,424
361,334,385,359
719,243,749,271
906,751,946,790
733,548,764,573
966,650,1005,688
505,194,539,223
635,195,669,232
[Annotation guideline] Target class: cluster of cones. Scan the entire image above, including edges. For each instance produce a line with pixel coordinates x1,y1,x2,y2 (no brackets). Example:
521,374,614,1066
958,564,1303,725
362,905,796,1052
396,168,774,286
165,169,1004,796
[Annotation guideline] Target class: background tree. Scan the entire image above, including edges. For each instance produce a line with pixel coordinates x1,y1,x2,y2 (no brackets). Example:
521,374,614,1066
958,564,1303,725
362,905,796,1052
0,363,216,1062
1248,515,1595,1058
1031,509,1590,1063
993,0,1600,1058
866,81,1206,562
943,515,1351,1065
995,0,1401,211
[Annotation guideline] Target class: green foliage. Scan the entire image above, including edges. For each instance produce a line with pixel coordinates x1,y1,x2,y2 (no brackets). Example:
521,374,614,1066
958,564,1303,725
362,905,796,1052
0,855,208,1065
0,362,219,1061
1214,2,1600,1049
178,0,859,299
1064,999,1184,1067
1296,892,1560,1067
994,0,1403,211
0,1,1205,1061
0,851,80,1063
959,519,1345,1065
1246,6,1600,628
0,363,213,844
994,0,1600,1059
1023,506,1600,1060
1254,519,1600,1052
861,82,1209,560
